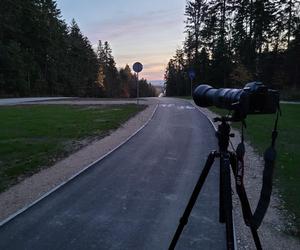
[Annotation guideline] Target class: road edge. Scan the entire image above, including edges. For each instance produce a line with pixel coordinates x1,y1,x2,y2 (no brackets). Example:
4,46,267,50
0,104,159,227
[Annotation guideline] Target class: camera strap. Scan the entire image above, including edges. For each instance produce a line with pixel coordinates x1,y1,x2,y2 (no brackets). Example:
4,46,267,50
234,125,254,226
251,110,279,229
235,110,280,229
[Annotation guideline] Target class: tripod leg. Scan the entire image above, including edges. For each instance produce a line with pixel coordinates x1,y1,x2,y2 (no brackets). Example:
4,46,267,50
229,152,262,250
219,160,225,223
168,151,217,250
221,153,235,250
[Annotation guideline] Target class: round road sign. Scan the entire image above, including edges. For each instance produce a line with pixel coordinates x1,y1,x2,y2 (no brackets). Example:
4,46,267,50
188,68,196,80
133,62,143,73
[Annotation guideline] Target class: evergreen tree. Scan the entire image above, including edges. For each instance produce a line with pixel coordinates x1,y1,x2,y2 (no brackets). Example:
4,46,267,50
138,79,156,97
164,49,189,96
166,0,300,95
231,0,256,71
96,40,121,97
184,0,208,60
286,16,300,88
119,65,133,98
164,59,177,96
0,1,101,97
184,0,209,84
65,19,99,96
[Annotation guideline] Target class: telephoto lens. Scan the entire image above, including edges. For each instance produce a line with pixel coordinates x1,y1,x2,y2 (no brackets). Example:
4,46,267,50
192,84,244,110
193,82,280,119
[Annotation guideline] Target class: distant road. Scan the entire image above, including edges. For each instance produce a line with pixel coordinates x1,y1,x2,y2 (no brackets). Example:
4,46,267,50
280,101,300,104
0,97,72,106
0,98,226,249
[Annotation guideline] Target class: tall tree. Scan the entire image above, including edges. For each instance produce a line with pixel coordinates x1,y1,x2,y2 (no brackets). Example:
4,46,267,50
164,49,189,96
0,0,102,97
119,65,133,98
66,19,99,96
184,0,208,59
207,0,234,86
96,40,121,97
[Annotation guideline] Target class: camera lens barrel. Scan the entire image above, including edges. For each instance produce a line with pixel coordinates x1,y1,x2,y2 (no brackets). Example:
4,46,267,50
193,84,243,110
192,85,215,107
193,82,280,118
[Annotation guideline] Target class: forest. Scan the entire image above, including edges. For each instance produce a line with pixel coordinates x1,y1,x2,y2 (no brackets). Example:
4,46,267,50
165,0,300,98
0,0,156,98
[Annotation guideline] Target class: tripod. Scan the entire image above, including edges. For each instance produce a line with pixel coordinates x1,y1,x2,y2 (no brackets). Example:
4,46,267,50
169,117,262,250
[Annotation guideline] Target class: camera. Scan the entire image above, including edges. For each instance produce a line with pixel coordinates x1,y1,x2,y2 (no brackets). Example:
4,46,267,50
193,82,280,120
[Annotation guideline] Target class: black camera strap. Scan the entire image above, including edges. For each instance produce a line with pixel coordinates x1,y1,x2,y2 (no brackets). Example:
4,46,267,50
234,124,254,226
234,110,280,229
251,110,279,228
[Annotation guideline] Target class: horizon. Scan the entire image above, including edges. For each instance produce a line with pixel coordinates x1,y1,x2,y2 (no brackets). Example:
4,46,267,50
56,0,186,83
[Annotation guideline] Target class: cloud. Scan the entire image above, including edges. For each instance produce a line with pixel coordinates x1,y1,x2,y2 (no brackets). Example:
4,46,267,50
86,8,183,43
114,54,170,80
140,62,168,80
144,62,166,72
86,8,185,81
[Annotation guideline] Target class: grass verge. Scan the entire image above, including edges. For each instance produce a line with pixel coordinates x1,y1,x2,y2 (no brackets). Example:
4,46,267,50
177,96,193,100
0,104,145,192
209,104,300,236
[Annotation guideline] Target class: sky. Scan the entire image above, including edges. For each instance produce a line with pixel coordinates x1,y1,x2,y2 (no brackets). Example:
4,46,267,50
55,0,186,83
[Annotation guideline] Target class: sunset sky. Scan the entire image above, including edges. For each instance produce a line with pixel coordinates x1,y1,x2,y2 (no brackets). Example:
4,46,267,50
56,0,186,83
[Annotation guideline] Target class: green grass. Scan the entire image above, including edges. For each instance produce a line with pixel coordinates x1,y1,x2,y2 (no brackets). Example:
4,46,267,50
0,104,145,192
209,104,300,236
280,88,300,101
177,96,193,100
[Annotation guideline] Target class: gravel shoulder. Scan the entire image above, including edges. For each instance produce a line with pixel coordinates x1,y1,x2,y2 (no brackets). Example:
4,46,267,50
198,107,300,250
0,99,158,223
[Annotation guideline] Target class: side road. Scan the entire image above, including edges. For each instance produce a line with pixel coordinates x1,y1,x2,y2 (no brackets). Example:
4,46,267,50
0,97,73,105
0,99,158,223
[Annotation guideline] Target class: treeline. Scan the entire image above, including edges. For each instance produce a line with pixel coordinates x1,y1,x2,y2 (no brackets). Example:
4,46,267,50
0,0,156,98
165,0,300,96
96,41,156,98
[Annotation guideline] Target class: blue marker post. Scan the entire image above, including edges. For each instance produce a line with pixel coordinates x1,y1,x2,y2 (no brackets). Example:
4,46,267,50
188,68,196,97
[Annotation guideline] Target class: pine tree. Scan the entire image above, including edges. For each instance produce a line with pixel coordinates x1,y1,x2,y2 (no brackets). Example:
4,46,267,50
184,0,208,59
119,65,133,98
207,0,233,86
164,49,188,96
66,19,99,96
97,40,121,97
164,59,177,96
0,1,100,97
286,16,300,88
166,0,300,94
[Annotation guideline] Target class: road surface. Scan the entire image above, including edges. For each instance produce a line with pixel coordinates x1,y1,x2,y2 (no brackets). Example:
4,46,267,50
0,97,72,106
0,98,226,249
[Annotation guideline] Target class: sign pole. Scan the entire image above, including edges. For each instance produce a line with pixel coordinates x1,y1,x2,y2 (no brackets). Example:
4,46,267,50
188,68,196,98
132,62,143,105
190,78,193,97
136,73,139,105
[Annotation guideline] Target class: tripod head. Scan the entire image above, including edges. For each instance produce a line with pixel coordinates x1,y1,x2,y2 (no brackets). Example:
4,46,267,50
213,116,235,153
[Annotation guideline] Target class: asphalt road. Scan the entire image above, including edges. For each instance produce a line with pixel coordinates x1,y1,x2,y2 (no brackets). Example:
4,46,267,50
0,97,72,105
0,98,226,250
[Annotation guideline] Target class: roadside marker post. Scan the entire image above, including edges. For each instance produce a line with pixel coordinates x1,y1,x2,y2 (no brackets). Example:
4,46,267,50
188,68,196,97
